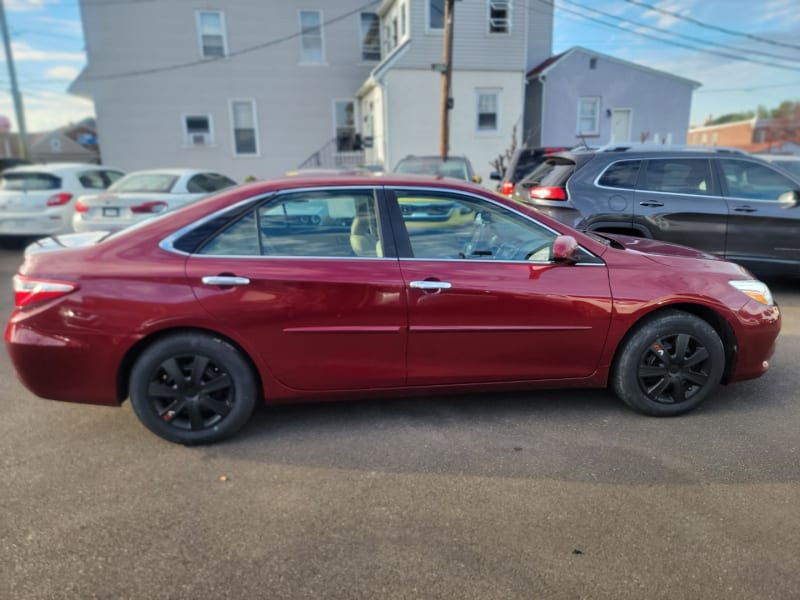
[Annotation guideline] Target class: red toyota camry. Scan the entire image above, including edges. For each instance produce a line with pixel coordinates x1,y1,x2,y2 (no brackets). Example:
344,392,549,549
5,175,780,445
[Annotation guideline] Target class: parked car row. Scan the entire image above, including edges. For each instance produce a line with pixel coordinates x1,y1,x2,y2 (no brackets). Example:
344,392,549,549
510,145,800,277
0,163,236,238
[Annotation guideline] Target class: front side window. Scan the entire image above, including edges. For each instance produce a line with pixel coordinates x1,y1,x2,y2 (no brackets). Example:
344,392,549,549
199,190,383,258
577,97,600,136
394,190,557,262
230,100,258,156
360,12,380,61
184,115,213,146
720,159,796,201
477,90,500,133
641,159,713,196
488,0,511,34
299,10,324,63
597,160,641,189
429,0,444,30
196,11,226,58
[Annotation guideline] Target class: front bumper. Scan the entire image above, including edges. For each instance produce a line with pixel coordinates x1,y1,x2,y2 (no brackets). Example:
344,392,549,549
728,299,781,382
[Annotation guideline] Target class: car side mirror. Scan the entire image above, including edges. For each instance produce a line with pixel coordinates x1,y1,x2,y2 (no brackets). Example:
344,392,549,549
553,235,579,264
489,171,501,181
778,189,800,208
472,175,483,184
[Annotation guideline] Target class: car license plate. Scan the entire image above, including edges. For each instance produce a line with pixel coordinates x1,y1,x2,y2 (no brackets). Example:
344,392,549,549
102,207,120,217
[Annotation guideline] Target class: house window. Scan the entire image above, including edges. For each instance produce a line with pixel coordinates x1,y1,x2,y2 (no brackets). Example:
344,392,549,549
230,100,259,156
384,24,391,54
392,17,398,47
184,115,213,146
488,0,511,34
401,3,407,37
589,57,597,69
196,11,226,58
360,13,380,61
711,132,718,145
299,10,324,63
429,0,444,30
334,100,357,151
577,97,600,136
476,90,500,133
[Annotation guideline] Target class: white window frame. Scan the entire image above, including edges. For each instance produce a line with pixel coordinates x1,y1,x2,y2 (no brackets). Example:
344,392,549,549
427,0,445,32
228,99,260,157
487,0,512,35
400,3,407,38
182,113,215,147
475,88,501,135
298,9,326,65
195,10,228,59
577,96,601,137
359,12,381,63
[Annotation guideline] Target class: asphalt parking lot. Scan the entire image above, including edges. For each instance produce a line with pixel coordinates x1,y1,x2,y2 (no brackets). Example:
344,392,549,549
1,242,799,600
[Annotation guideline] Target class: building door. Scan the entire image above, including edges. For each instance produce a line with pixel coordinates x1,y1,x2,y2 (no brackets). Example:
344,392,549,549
610,109,632,143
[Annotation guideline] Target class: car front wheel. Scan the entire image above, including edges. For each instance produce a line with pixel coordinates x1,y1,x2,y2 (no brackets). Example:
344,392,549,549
612,311,725,416
129,333,258,445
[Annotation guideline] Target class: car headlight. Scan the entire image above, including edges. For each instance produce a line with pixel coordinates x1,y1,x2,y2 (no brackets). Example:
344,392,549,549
729,280,775,306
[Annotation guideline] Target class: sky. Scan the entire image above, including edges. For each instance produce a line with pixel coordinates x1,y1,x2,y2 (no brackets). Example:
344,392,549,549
0,0,799,133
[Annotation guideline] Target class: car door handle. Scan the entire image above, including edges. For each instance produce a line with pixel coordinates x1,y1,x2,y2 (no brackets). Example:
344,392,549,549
639,201,664,207
733,206,757,213
409,280,452,290
201,276,251,286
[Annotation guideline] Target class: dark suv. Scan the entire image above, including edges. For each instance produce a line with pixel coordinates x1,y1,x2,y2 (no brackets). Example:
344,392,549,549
491,146,568,196
514,146,800,276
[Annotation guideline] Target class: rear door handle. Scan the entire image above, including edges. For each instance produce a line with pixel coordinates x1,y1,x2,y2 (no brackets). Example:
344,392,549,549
639,201,664,207
409,280,452,290
201,276,251,286
733,206,757,213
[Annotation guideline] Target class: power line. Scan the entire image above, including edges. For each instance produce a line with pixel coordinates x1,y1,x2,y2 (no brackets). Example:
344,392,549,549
623,0,800,52
538,0,800,73
696,81,800,94
83,0,379,81
557,0,800,65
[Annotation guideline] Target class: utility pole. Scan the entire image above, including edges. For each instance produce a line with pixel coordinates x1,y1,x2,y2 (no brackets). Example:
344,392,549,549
0,0,29,160
439,0,455,159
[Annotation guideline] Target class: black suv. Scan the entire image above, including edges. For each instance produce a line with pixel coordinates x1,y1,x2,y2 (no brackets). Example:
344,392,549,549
513,145,800,276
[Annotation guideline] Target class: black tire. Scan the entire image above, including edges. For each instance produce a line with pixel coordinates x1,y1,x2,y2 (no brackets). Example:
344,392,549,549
129,333,258,445
612,310,725,416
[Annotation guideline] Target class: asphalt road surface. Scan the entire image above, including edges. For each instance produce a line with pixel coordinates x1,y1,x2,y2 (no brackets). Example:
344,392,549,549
1,242,799,600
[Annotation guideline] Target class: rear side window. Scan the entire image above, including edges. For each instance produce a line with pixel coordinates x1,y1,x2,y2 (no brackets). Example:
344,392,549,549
79,170,109,189
641,159,713,196
597,160,640,189
520,158,575,188
720,159,796,201
0,172,61,191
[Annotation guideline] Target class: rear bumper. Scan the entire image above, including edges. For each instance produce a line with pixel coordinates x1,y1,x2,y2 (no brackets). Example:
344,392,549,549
0,210,71,236
728,300,781,382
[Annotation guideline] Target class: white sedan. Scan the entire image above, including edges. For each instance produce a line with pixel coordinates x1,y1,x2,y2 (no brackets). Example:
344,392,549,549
73,169,237,233
0,163,125,237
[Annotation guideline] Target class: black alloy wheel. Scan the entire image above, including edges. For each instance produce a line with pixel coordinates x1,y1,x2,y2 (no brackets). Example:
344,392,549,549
637,333,711,404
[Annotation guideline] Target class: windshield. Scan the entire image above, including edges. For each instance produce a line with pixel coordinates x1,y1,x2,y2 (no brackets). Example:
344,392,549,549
0,172,61,191
395,157,469,180
109,173,179,193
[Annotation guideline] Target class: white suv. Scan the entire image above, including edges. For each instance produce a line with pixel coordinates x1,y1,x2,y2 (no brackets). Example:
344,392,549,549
0,163,124,238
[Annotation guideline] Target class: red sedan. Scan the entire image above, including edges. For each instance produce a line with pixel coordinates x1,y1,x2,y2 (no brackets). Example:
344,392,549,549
5,176,780,445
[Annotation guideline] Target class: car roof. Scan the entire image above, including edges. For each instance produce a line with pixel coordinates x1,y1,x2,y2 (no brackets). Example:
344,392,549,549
120,168,208,177
239,174,488,194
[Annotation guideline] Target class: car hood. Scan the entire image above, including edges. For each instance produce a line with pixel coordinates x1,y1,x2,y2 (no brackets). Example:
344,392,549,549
597,233,719,260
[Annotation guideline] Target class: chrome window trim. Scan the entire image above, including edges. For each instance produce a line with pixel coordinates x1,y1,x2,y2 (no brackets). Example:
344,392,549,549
399,257,605,266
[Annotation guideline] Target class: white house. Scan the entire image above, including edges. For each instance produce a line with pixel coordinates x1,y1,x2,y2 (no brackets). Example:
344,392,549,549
523,47,701,148
71,0,554,182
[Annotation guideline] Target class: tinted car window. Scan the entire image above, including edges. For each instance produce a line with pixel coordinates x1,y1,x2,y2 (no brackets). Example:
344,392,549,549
199,190,382,258
598,160,641,189
520,158,575,188
720,159,796,201
0,172,61,191
187,173,237,193
78,170,108,189
641,159,713,196
395,191,557,262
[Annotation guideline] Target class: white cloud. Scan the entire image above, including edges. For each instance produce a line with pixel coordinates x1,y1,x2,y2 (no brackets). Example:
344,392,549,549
34,16,84,36
5,0,59,12
0,90,94,132
45,65,80,80
4,41,85,62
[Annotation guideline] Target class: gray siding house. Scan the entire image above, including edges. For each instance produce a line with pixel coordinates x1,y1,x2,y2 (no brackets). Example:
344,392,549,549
524,47,701,148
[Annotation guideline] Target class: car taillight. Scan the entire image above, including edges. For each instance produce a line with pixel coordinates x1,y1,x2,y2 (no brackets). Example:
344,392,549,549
130,201,168,214
74,199,88,213
13,275,78,308
500,181,514,196
46,193,73,206
529,186,567,200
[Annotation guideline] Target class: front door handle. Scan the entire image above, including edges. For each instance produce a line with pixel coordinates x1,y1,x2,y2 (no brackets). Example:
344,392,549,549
409,280,452,291
733,206,757,213
639,201,664,207
201,276,251,286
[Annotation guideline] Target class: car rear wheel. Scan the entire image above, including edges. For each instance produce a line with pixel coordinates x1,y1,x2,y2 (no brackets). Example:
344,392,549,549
129,333,258,445
612,311,725,416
